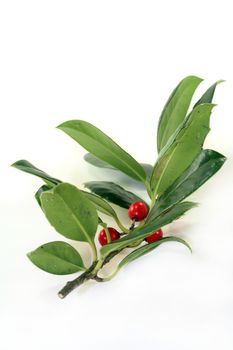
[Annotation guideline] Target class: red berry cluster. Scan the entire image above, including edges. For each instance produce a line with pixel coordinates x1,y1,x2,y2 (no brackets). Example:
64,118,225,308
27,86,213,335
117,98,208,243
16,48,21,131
98,201,163,246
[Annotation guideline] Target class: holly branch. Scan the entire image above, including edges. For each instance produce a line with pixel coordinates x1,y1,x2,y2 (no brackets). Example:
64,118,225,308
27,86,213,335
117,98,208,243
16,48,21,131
11,76,226,298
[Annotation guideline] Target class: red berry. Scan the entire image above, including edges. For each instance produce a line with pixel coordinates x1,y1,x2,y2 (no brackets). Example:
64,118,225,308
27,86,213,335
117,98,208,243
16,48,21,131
98,227,120,246
145,229,163,243
128,201,148,221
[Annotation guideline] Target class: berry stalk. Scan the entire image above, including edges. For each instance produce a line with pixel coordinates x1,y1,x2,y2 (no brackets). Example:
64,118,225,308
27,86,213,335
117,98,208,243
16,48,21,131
58,250,122,298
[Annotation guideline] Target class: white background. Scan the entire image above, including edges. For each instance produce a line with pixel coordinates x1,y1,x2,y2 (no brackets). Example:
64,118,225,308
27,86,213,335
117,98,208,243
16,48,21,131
1,1,233,349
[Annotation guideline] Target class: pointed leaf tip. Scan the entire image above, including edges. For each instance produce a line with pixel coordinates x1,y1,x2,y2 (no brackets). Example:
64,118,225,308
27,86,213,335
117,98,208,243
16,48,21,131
157,76,203,152
152,103,216,196
11,159,61,186
119,236,192,268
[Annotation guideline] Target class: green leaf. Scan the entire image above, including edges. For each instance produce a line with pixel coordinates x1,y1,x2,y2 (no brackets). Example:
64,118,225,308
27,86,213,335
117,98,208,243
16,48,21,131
40,183,98,247
82,191,129,232
57,120,146,183
118,236,191,270
27,241,85,275
84,153,153,179
35,184,53,207
100,201,197,258
150,103,215,197
82,191,118,219
11,160,61,186
36,185,106,229
84,181,148,209
194,80,224,107
157,76,203,152
150,149,226,219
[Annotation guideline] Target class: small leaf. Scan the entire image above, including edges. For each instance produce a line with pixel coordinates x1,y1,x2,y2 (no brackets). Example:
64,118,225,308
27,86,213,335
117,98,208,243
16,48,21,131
150,149,226,219
27,241,85,275
57,120,146,183
118,236,191,270
11,160,61,186
150,103,215,197
101,201,197,258
84,153,153,179
157,76,203,152
40,183,98,246
84,181,148,209
194,80,224,107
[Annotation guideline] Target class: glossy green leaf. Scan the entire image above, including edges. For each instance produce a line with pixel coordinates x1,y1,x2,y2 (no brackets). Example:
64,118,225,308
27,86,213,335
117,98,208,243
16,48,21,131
118,236,191,270
84,153,153,179
84,181,148,209
150,149,226,219
57,120,146,183
35,184,53,207
157,76,203,152
194,80,224,107
82,191,118,219
101,201,197,258
11,160,61,186
40,183,98,246
27,241,85,275
150,103,215,197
